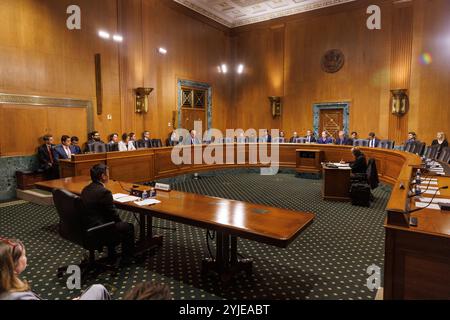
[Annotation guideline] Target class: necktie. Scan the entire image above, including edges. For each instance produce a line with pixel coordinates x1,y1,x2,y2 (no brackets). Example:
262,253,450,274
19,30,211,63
47,145,53,163
65,146,71,158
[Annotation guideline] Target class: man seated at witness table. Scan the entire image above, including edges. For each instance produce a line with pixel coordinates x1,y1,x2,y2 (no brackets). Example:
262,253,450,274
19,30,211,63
118,133,136,151
137,131,153,148
0,238,111,300
305,130,317,143
71,136,82,154
335,131,353,146
368,132,380,148
405,131,417,145
53,135,76,167
341,147,368,174
432,132,448,157
37,134,56,180
351,131,358,141
317,131,333,144
289,131,299,143
81,164,135,265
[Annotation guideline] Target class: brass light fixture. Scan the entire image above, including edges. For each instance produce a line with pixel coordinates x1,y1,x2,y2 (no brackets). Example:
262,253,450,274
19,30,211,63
390,89,408,116
134,87,153,113
269,96,282,118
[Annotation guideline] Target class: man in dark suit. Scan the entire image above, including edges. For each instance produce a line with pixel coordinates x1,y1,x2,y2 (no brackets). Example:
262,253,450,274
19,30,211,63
368,132,380,148
289,131,299,143
84,131,105,153
349,148,368,174
137,131,153,149
71,136,82,154
37,134,56,179
305,130,316,143
335,131,353,146
81,164,135,264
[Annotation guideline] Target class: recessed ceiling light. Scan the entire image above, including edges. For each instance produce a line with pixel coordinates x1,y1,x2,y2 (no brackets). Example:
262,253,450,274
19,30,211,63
159,47,167,54
221,64,228,74
98,30,110,39
113,34,123,42
237,64,244,74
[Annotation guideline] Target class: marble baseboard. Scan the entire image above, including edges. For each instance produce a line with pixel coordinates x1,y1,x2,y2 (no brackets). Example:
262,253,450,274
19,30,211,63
0,155,38,201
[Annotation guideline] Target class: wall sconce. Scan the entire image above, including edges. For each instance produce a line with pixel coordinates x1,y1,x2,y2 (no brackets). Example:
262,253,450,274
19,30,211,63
390,89,408,116
134,87,153,113
269,96,282,118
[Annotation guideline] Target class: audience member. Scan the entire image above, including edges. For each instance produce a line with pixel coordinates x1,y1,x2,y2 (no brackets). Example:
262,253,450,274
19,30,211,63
129,132,138,149
137,131,153,149
71,136,82,154
37,134,56,179
118,133,136,151
53,135,75,163
123,282,172,300
0,238,110,300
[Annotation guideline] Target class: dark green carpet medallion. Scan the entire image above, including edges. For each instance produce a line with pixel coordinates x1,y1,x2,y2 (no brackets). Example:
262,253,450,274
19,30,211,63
0,173,390,300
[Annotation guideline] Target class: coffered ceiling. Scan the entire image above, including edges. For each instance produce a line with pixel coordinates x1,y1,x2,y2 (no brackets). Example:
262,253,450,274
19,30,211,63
174,0,356,28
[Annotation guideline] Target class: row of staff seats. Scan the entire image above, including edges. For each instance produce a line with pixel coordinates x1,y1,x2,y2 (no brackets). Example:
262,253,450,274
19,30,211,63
423,145,450,163
85,139,163,153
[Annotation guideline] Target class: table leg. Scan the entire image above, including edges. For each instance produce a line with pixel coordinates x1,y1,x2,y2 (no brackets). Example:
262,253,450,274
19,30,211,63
135,214,163,254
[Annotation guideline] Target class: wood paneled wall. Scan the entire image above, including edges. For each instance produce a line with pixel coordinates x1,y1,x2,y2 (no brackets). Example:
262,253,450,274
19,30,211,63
1,0,450,156
0,0,231,156
230,0,450,145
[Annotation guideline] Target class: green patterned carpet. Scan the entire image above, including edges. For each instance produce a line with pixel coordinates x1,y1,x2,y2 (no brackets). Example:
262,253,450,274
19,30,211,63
0,172,390,300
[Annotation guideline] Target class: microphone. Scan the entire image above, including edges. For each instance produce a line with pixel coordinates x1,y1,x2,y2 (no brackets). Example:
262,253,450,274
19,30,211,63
113,179,131,193
408,186,448,214
408,177,436,198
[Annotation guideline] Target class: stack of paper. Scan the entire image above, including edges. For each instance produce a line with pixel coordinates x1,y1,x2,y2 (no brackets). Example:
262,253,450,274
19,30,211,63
419,197,450,204
414,202,441,210
113,193,140,203
134,199,161,206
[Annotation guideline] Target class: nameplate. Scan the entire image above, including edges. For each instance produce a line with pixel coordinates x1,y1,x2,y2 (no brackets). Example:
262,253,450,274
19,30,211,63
155,183,171,191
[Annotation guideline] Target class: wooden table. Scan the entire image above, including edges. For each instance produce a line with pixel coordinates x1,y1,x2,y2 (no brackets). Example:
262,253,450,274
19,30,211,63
321,163,351,201
36,176,315,281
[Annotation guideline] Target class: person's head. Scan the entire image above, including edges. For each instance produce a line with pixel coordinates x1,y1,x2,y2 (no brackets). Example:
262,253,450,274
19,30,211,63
408,132,416,140
43,134,53,145
338,131,345,139
0,238,29,295
437,132,446,140
190,130,196,138
143,131,150,140
61,135,71,147
121,133,129,143
71,136,79,146
293,131,298,137
306,130,312,136
368,132,376,140
352,147,363,158
351,131,358,139
321,131,328,139
110,133,118,143
90,164,109,184
92,131,100,142
279,131,285,137
129,132,136,141
123,282,172,300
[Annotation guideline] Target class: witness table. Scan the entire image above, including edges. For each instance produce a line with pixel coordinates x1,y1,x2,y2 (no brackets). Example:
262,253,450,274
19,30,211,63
36,176,315,282
322,163,351,201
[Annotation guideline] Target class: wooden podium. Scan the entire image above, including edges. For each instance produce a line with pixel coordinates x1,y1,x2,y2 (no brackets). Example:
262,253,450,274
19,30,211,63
295,149,324,174
322,164,351,201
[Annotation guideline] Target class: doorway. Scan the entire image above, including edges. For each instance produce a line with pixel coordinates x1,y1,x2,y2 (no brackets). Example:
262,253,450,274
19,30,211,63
313,102,350,139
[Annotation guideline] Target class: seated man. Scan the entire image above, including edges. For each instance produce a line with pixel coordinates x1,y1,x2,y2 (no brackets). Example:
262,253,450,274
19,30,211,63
84,131,105,153
317,131,333,144
289,131,299,143
405,131,417,145
351,131,358,141
81,164,135,264
368,132,380,148
305,130,316,143
335,131,353,146
107,133,119,152
71,136,82,154
348,148,368,174
137,131,153,149
37,134,56,179
53,135,75,163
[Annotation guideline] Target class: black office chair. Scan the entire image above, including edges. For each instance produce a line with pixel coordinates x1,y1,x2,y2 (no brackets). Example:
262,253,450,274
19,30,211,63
294,137,307,143
52,189,120,278
92,142,107,153
438,147,450,163
106,143,119,152
424,145,439,159
412,141,426,156
350,158,379,201
353,139,369,147
152,139,163,148
379,140,395,149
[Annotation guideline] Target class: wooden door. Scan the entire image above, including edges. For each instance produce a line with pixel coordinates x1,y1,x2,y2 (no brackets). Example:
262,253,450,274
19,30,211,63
319,109,344,140
180,87,207,131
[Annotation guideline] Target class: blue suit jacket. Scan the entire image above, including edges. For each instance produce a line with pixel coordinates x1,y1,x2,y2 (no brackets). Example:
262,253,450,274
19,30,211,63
53,145,76,162
335,138,353,146
317,137,333,144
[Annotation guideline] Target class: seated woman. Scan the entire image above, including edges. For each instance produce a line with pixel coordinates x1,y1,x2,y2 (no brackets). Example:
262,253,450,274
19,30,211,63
349,148,368,174
118,133,136,152
317,131,333,144
432,132,448,156
128,132,138,149
0,238,110,300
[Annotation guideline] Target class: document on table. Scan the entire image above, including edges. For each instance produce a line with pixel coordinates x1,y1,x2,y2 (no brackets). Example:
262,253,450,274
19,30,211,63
422,190,440,195
113,193,140,203
420,186,439,191
419,181,438,185
419,197,450,204
414,202,441,210
134,198,161,206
